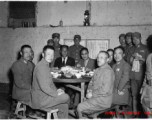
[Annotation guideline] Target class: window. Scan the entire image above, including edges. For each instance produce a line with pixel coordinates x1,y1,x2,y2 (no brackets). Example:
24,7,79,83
9,1,36,27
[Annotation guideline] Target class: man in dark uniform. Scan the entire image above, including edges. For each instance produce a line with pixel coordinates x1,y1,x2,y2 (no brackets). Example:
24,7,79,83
12,45,35,104
130,32,149,117
69,35,84,64
124,32,134,62
50,33,61,67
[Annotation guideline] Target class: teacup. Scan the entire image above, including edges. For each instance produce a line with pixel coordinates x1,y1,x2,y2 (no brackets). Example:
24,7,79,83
75,73,81,78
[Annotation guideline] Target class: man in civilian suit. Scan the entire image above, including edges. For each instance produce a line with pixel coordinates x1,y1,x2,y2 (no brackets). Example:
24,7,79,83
30,45,69,118
54,45,75,108
54,45,75,68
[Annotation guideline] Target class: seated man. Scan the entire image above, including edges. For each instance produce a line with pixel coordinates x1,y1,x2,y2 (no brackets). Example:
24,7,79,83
77,47,96,71
54,45,75,69
112,46,131,105
77,51,115,118
30,45,69,119
11,45,35,103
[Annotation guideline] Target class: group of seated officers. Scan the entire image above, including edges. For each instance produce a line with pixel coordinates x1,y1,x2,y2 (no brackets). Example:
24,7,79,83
11,32,152,118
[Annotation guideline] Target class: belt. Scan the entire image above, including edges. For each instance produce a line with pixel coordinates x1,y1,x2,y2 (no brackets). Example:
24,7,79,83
147,80,152,86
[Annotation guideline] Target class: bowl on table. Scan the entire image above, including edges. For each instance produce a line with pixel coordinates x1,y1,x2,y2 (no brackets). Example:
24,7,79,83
75,73,82,78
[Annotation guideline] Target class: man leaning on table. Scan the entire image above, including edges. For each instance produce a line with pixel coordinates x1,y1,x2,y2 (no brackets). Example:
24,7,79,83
77,51,115,119
29,45,70,119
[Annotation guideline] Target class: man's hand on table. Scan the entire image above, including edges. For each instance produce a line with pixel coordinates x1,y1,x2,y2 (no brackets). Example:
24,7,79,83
57,88,65,96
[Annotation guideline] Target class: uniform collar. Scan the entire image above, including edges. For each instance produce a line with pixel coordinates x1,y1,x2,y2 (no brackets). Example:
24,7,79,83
116,59,125,65
41,58,50,66
20,57,28,64
99,63,109,69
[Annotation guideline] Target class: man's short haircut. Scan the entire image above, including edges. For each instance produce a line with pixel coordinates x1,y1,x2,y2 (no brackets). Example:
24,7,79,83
43,45,55,53
60,45,69,51
119,34,125,39
80,47,89,54
47,39,54,45
21,45,31,52
99,51,109,58
107,49,114,54
114,46,125,54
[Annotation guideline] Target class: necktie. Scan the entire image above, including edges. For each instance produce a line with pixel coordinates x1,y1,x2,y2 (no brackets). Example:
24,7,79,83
62,58,65,66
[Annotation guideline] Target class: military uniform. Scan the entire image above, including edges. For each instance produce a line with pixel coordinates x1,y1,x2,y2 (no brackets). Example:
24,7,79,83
125,46,135,65
50,33,61,67
77,64,115,118
30,58,69,118
130,43,149,112
11,57,35,104
69,45,83,64
113,59,131,105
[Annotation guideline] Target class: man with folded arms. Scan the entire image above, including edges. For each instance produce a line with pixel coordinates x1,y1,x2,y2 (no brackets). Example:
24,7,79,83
30,45,69,119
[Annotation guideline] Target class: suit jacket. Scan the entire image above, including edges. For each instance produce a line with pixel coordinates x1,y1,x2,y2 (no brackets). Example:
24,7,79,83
77,58,96,70
87,64,115,108
11,58,35,103
54,56,75,68
112,59,131,105
30,58,58,110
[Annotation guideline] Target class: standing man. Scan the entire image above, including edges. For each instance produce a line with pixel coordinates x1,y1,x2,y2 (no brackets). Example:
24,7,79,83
50,33,61,67
113,46,131,105
30,45,69,119
69,35,84,64
77,51,115,118
118,34,128,58
130,32,149,117
11,45,35,104
125,32,134,62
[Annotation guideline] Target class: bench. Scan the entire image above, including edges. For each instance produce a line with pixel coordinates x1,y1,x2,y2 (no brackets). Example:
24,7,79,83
14,101,58,119
82,104,128,118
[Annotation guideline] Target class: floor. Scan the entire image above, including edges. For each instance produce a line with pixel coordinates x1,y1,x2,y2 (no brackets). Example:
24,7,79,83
0,92,148,119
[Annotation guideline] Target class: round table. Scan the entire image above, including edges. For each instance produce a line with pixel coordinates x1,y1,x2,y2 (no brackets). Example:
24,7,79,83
53,76,91,102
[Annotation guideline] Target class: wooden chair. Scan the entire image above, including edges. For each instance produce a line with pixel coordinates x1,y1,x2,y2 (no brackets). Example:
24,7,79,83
28,108,58,119
15,101,58,119
14,101,27,118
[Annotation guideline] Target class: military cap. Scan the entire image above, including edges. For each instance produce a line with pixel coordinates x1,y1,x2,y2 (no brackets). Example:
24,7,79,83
125,32,132,37
132,32,141,39
52,33,60,39
74,35,81,40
